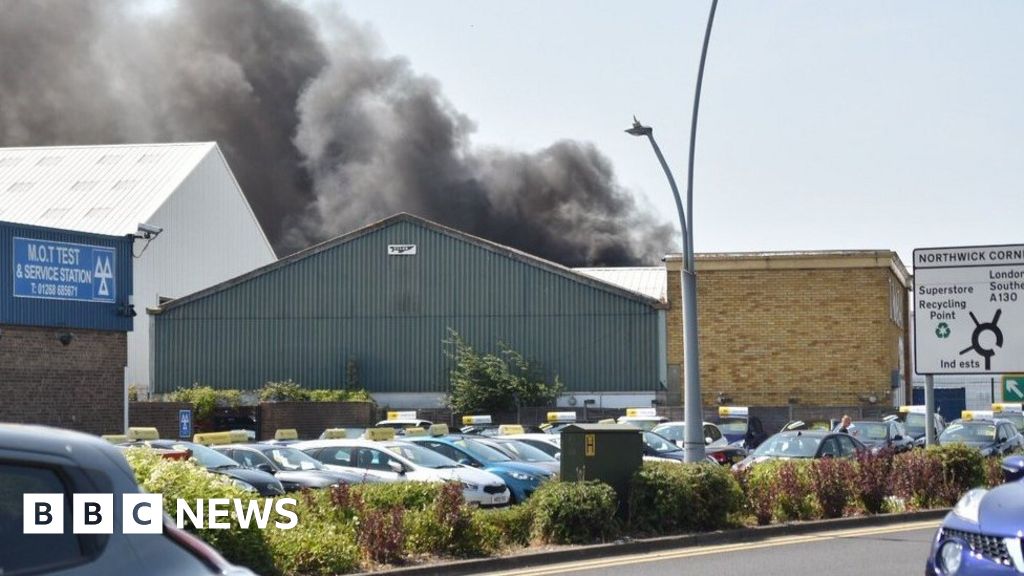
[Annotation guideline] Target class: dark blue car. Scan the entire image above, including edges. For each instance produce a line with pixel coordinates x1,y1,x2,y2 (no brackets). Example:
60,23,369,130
926,455,1024,575
406,434,553,503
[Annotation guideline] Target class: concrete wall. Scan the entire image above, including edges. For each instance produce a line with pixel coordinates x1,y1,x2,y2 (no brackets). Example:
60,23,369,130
665,252,911,408
0,324,125,435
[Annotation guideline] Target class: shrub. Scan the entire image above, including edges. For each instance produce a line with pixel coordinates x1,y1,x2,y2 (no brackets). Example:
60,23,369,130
127,451,276,575
810,458,855,518
736,465,775,526
745,460,817,523
474,504,535,549
891,449,954,508
406,483,494,558
359,506,406,565
171,384,241,422
260,379,308,402
531,480,618,544
266,518,360,576
629,461,743,534
855,449,895,514
983,457,1005,488
355,481,442,511
929,443,984,496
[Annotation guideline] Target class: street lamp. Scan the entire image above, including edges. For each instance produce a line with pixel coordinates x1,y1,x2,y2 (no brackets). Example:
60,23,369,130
626,0,718,463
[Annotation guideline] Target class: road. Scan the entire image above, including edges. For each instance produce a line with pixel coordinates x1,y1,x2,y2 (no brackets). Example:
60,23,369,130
474,521,938,576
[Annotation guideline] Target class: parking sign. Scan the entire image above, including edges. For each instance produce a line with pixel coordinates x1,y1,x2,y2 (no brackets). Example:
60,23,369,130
178,410,192,439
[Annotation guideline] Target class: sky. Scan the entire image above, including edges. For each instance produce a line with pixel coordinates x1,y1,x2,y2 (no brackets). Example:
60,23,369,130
335,0,1024,267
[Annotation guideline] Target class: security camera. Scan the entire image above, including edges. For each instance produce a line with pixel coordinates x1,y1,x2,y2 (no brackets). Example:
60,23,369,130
136,223,164,239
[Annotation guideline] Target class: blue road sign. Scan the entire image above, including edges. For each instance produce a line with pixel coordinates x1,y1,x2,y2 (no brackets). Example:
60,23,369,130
13,237,116,302
179,409,193,439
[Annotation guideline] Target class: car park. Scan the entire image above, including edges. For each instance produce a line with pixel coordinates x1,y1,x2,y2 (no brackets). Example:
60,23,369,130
1,424,257,576
847,420,914,454
926,455,1024,575
124,439,285,496
213,443,377,491
732,430,867,472
717,406,768,449
406,433,553,503
294,436,510,507
937,415,1024,457
652,421,748,465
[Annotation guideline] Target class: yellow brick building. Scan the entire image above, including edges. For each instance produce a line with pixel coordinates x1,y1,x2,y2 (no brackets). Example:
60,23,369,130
664,251,911,409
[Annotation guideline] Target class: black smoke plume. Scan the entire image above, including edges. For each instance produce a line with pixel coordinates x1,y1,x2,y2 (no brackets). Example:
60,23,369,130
0,0,674,266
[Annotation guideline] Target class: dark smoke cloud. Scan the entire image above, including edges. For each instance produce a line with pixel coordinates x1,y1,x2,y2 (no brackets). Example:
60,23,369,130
0,0,674,266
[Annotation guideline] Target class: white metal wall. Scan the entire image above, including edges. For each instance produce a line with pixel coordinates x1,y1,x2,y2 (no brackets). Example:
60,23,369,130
128,148,275,394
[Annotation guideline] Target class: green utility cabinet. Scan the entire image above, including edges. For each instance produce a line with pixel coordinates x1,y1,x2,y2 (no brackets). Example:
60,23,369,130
560,424,642,515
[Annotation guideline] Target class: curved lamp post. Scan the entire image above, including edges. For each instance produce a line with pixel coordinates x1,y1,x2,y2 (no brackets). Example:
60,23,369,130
626,0,718,463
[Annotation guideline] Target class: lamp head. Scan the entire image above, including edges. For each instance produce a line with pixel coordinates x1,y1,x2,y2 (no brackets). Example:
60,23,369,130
625,116,652,137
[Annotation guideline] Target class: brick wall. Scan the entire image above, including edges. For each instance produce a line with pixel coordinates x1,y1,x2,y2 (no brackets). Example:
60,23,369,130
258,401,376,440
129,401,192,438
666,253,910,408
0,324,126,435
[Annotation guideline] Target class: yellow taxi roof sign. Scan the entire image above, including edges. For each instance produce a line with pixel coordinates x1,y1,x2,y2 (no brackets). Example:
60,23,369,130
193,431,233,446
101,434,129,444
364,428,397,441
274,429,299,441
899,405,926,414
387,411,417,421
228,430,251,443
547,411,577,423
462,415,493,425
429,423,450,437
404,427,428,437
321,428,347,439
127,427,160,441
994,403,1023,414
498,424,525,435
625,408,657,417
718,406,748,417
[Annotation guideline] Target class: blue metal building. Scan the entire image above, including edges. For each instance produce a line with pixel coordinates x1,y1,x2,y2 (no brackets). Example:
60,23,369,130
152,214,667,408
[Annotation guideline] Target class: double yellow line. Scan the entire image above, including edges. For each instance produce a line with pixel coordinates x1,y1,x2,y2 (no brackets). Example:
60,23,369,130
480,520,940,576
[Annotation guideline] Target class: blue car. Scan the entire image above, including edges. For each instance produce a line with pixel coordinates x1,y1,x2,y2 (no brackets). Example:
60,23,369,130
407,434,553,503
926,455,1024,575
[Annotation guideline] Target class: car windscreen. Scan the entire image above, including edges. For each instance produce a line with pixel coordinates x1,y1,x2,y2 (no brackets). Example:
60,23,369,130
851,422,888,442
453,439,512,463
998,413,1024,432
385,443,461,468
265,447,323,471
904,413,926,435
164,442,238,469
490,440,557,463
643,432,682,454
940,423,996,444
752,434,821,458
718,418,747,435
652,424,684,441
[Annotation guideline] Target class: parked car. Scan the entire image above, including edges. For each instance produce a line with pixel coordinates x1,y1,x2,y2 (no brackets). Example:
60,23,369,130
500,433,561,459
474,437,560,475
896,405,947,446
847,420,914,454
937,418,1024,457
717,407,768,449
213,443,377,491
782,419,838,432
295,439,510,507
641,430,688,463
926,455,1024,575
732,430,867,472
652,421,748,465
616,415,669,431
406,435,554,503
373,419,433,433
124,439,285,496
1,424,257,576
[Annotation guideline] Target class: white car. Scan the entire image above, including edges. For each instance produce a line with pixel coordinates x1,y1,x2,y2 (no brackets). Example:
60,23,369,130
293,439,510,507
501,433,562,459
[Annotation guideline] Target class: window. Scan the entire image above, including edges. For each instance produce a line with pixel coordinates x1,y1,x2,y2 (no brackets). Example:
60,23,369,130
819,438,840,458
704,424,723,443
320,447,355,467
836,435,858,457
0,464,84,575
235,450,274,470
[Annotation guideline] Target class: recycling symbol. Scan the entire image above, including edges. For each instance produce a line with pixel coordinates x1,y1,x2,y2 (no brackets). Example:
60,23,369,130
935,322,951,339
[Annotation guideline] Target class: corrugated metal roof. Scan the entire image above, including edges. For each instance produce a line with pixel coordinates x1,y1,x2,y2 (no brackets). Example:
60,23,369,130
0,143,215,235
573,267,666,302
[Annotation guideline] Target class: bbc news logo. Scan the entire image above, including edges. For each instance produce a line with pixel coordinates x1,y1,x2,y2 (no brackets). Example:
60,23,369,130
24,494,298,534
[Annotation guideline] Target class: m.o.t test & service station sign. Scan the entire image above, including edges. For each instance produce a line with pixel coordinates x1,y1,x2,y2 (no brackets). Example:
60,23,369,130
914,244,1024,374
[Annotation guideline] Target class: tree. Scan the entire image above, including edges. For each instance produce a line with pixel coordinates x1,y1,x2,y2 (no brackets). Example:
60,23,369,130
443,328,562,414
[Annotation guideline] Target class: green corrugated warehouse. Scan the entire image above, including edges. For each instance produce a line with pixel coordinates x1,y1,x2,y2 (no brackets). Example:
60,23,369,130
150,214,667,408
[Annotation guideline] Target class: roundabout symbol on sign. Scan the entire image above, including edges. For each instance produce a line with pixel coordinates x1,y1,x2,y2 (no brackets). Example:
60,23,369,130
959,309,1003,371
